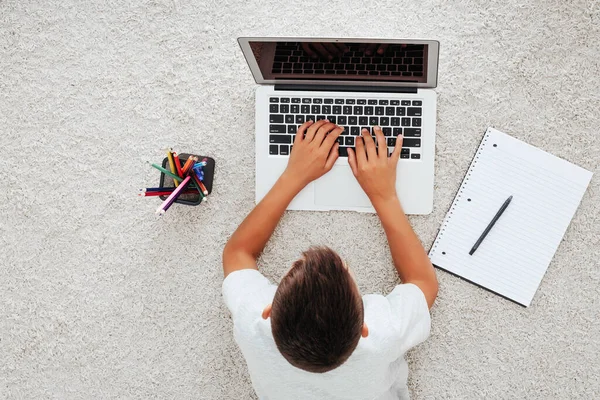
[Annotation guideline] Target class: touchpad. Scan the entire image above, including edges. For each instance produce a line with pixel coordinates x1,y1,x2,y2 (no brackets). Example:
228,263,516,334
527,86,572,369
314,166,372,208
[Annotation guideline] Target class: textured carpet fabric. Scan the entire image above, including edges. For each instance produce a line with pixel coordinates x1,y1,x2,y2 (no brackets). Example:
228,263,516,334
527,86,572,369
1,0,599,399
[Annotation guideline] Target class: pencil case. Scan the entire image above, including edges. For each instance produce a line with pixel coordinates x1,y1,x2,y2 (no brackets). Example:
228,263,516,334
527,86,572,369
159,153,215,206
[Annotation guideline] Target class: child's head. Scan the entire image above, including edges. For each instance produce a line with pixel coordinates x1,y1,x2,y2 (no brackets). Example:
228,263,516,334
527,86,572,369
265,246,366,373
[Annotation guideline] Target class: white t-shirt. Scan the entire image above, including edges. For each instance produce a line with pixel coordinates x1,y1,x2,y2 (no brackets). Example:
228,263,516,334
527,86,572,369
222,269,431,400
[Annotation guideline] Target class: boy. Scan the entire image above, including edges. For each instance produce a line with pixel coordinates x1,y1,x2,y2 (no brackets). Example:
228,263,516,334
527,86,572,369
222,120,439,399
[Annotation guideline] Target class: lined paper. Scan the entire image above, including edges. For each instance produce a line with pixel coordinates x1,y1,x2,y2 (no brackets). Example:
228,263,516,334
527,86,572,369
429,128,592,306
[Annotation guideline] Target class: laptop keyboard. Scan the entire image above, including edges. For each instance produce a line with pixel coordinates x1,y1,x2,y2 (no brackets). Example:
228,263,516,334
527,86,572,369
268,97,423,160
272,43,425,78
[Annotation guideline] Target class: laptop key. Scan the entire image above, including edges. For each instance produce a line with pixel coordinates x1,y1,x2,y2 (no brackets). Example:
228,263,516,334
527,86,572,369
322,105,331,114
346,99,356,104
396,107,406,116
345,137,354,146
404,128,421,137
412,100,422,106
368,99,377,105
369,117,378,126
383,127,392,136
307,115,315,122
351,127,360,135
411,153,421,159
270,104,278,113
295,115,305,124
364,106,374,115
270,115,284,123
324,98,334,104
379,100,389,105
292,98,301,103
387,138,396,147
354,106,363,115
338,147,349,157
335,99,344,104
280,105,289,113
343,106,352,114
401,148,410,155
393,128,402,136
288,125,297,134
385,107,395,116
337,137,344,145
407,107,422,116
380,117,390,126
312,105,320,114
327,116,336,124
317,115,326,121
302,98,311,103
401,117,411,126
348,116,358,125
313,98,323,104
401,100,411,106
285,115,294,124
338,116,347,125
375,107,384,115
281,98,290,103
357,99,366,104
390,100,400,105
291,105,299,113
269,145,278,155
359,116,368,125
403,138,421,147
270,98,279,103
280,145,289,155
333,106,342,114
301,105,310,113
412,118,422,127
391,117,400,126
270,134,292,143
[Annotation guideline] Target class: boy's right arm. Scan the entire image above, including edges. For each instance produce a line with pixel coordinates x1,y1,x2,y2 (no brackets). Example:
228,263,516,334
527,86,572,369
348,128,439,308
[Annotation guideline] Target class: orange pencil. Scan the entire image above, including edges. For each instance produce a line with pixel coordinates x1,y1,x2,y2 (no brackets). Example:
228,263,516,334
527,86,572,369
181,156,198,175
172,151,184,178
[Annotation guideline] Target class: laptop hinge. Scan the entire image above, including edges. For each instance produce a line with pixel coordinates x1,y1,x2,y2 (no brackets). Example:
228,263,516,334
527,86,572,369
274,84,418,94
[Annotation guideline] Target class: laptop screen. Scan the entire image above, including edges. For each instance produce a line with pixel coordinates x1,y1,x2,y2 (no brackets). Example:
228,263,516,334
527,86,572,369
245,40,432,84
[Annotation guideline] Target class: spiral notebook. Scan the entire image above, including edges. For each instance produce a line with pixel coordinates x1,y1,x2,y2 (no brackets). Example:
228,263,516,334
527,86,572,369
429,128,593,307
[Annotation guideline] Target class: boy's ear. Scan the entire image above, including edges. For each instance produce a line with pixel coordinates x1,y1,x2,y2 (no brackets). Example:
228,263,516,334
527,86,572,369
262,303,272,320
361,323,369,338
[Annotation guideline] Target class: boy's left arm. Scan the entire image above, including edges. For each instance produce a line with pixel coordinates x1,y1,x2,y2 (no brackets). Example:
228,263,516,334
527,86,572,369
222,120,343,277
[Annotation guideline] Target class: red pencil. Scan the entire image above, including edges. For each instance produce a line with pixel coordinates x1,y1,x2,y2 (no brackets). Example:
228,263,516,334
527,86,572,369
173,151,184,178
139,189,197,197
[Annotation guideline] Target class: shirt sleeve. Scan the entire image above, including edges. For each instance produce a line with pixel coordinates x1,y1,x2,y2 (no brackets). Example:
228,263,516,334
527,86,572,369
222,269,278,323
363,283,431,359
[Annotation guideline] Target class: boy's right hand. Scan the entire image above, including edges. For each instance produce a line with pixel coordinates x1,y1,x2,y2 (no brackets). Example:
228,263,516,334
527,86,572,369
347,127,403,205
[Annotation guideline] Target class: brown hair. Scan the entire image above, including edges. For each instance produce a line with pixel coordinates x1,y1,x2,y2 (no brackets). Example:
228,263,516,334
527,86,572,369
270,246,364,373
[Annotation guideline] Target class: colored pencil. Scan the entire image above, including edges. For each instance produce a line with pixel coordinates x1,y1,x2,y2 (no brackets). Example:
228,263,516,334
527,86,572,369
166,149,178,187
140,187,176,193
190,173,207,199
139,189,197,197
182,156,198,175
173,151,184,178
148,162,184,182
156,175,192,215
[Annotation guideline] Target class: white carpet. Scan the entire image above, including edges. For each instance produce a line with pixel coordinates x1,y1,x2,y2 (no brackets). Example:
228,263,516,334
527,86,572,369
1,0,599,398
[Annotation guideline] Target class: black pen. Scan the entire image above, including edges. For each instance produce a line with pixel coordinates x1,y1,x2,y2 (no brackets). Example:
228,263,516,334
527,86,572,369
469,195,513,256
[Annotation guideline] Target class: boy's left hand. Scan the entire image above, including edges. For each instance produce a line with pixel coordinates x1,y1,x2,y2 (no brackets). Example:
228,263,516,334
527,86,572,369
282,120,343,188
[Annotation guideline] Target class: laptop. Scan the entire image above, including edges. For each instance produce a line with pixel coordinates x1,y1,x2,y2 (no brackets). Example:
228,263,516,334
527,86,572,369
238,37,439,214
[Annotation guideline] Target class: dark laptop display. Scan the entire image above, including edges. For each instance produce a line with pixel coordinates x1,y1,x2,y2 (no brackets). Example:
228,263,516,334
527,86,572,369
249,41,428,83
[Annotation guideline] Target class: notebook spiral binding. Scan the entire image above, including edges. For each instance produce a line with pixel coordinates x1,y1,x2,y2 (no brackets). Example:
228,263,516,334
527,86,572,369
430,129,491,256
